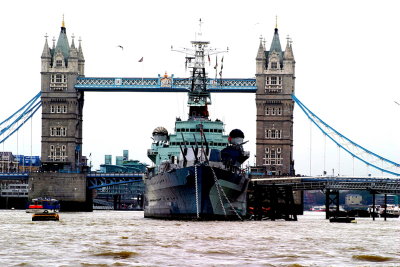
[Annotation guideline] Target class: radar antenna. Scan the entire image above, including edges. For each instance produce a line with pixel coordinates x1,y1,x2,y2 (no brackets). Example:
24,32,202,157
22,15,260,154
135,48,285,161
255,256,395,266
171,19,228,120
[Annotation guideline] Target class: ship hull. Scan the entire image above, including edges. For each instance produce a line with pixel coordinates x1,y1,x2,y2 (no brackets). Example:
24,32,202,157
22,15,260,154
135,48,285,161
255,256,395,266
144,165,249,220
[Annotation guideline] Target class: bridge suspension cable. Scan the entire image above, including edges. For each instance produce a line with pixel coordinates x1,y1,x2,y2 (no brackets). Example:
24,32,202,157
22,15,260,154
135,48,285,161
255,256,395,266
292,94,400,176
0,92,42,145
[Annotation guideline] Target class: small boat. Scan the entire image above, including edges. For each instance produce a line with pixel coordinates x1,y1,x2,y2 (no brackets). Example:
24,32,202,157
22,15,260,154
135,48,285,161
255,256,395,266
32,212,60,221
27,197,60,221
329,216,356,223
26,197,60,213
310,205,326,212
380,204,400,218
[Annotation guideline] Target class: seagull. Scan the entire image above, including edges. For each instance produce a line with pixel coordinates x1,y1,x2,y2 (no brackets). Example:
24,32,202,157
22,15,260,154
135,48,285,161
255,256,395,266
395,101,400,106
117,45,124,50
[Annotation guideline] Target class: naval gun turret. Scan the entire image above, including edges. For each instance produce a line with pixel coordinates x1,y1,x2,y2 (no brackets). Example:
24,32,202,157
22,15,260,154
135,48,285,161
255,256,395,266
221,129,249,170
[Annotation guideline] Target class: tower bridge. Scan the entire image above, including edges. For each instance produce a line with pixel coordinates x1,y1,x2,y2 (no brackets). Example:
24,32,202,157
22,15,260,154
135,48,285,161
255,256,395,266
36,20,296,176
75,77,257,93
1,19,399,212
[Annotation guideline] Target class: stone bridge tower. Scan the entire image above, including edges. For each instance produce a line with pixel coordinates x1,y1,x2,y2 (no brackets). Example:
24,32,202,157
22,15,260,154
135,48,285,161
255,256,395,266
255,26,295,175
40,19,85,172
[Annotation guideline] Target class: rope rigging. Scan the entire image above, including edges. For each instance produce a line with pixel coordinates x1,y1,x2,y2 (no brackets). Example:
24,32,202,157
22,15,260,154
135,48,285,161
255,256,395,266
209,166,243,221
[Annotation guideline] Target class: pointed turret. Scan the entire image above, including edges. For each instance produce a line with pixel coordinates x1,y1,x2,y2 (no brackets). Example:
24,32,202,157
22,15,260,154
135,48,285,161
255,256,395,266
283,36,295,73
55,18,70,64
283,37,294,60
52,36,56,50
266,26,283,70
41,35,51,58
69,34,78,71
270,28,282,53
78,37,84,60
41,35,52,72
78,37,85,75
256,37,266,74
70,34,76,49
256,37,265,59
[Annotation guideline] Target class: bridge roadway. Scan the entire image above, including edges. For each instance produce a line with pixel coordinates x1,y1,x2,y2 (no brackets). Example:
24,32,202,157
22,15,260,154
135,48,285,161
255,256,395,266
250,176,400,194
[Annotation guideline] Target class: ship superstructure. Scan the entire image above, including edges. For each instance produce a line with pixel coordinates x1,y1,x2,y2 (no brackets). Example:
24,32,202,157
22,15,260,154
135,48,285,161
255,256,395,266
144,20,249,220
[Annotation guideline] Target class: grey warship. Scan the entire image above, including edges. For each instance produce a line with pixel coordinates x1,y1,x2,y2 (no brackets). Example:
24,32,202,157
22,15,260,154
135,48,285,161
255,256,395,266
144,23,250,220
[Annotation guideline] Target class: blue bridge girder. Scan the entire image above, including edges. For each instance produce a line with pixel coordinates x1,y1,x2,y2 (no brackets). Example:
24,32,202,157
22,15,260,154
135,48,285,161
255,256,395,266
0,172,144,190
86,173,144,190
75,76,257,93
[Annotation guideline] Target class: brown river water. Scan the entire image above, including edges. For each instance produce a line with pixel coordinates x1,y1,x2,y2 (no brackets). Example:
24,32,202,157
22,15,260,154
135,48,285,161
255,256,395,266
0,210,398,266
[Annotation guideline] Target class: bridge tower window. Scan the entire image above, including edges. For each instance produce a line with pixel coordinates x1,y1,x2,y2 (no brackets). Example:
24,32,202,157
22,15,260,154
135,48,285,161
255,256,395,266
50,105,67,113
50,127,67,137
265,107,283,116
265,128,282,139
263,147,282,166
49,145,67,161
265,76,283,93
50,74,68,91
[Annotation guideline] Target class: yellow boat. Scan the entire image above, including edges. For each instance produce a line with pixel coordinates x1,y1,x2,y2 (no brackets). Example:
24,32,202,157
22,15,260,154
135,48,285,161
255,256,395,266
32,212,60,221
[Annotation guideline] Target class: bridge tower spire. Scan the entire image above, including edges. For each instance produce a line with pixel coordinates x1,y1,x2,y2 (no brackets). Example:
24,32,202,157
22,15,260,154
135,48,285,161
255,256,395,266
40,18,85,172
255,24,296,175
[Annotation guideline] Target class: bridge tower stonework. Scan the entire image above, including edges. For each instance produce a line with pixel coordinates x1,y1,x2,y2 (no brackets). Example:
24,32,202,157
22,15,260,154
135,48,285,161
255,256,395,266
40,20,85,172
30,20,91,211
255,27,295,175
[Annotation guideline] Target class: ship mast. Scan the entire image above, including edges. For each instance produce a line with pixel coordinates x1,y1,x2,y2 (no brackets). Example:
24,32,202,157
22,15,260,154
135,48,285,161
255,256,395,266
172,19,227,120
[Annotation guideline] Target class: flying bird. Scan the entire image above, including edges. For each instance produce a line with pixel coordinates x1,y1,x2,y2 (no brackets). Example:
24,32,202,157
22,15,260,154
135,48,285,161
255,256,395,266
117,45,124,50
395,101,400,106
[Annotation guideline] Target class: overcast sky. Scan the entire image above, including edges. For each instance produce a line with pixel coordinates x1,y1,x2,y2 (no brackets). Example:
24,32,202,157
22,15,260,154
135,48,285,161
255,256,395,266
1,0,400,176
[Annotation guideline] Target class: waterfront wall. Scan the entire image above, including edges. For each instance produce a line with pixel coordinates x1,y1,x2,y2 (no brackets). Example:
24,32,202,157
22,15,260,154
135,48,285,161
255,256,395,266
29,172,92,211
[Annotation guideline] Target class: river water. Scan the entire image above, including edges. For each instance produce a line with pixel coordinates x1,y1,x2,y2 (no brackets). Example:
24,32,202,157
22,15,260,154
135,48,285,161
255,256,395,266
0,210,398,267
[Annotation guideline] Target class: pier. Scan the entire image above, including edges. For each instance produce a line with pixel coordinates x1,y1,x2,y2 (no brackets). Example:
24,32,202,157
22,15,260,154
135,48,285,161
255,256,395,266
249,174,400,220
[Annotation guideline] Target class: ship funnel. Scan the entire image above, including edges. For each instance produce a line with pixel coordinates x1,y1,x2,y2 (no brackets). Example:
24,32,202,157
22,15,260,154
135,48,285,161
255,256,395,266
152,127,169,142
